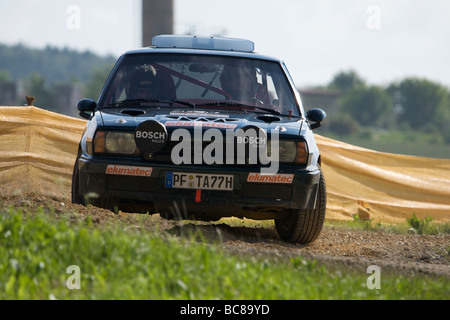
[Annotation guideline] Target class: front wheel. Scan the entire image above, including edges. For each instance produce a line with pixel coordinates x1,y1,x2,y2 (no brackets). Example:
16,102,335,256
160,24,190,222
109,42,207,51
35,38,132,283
71,151,119,214
71,152,85,205
275,167,326,244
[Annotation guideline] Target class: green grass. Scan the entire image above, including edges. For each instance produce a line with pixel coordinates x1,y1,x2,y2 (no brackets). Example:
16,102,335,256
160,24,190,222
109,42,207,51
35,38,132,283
346,139,450,159
325,213,450,235
0,206,448,300
321,130,450,159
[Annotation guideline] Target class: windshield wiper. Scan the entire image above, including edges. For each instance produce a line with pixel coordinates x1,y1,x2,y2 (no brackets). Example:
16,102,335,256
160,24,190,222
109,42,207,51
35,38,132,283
196,101,253,108
251,106,283,115
251,106,302,118
195,101,282,115
110,99,195,108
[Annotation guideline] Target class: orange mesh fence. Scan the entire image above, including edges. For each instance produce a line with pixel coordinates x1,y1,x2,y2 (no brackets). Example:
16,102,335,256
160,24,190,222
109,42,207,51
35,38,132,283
0,106,85,200
316,135,450,222
1,106,449,223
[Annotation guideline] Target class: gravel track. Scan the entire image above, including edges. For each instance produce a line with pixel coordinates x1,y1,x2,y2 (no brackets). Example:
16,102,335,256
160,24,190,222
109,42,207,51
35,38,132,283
3,195,449,278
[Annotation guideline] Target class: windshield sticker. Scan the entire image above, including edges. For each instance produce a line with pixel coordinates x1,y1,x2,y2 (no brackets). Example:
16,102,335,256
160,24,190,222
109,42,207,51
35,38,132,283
170,111,230,118
165,121,238,129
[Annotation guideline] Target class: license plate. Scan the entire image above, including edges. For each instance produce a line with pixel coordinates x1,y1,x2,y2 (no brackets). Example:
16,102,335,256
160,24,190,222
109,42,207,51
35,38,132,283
166,172,233,191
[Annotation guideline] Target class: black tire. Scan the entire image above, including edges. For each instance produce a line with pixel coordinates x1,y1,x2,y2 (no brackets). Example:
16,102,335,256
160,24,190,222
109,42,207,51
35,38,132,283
71,151,119,214
90,197,120,214
71,152,85,205
275,167,326,244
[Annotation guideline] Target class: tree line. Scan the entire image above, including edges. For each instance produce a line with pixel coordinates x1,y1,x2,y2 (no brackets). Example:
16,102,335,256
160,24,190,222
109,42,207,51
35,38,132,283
323,70,450,144
1,44,449,144
0,43,115,84
0,43,115,115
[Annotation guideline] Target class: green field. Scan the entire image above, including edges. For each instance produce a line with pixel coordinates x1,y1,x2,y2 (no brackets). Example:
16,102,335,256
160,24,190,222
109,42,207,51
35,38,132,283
0,205,448,300
321,131,450,159
343,139,450,159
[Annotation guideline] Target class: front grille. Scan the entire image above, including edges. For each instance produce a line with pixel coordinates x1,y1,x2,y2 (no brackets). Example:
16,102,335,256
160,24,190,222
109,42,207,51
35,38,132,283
146,135,266,166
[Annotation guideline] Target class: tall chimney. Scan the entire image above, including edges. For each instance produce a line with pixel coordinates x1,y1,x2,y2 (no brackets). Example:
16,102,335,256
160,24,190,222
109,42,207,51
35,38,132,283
142,0,174,47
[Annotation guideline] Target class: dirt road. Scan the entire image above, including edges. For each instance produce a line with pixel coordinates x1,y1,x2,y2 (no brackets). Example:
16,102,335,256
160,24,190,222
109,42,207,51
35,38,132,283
3,195,449,278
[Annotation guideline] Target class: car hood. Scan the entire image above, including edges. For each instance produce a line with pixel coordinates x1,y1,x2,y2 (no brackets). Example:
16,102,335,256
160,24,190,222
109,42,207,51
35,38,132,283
98,107,306,136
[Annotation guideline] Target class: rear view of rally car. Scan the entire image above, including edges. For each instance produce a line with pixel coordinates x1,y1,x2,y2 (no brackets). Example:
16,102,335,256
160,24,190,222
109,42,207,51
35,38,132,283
72,35,327,243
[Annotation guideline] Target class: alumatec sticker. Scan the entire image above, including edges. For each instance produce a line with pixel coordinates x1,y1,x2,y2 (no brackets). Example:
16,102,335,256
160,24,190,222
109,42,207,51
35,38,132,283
247,173,294,184
106,165,153,177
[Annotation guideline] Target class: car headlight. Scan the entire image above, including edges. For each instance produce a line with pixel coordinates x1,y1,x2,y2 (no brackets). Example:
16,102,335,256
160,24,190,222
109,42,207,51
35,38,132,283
267,140,308,164
94,131,139,155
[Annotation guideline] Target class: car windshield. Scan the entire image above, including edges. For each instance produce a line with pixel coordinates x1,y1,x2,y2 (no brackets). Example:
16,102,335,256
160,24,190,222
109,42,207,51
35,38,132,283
99,53,300,116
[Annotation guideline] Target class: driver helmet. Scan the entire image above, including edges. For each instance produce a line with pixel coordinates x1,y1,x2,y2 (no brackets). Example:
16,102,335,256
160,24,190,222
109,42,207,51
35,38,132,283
220,65,257,101
129,65,161,99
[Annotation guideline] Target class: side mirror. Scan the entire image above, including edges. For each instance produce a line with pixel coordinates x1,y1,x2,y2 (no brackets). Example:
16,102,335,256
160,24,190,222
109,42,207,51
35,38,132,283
77,99,96,120
306,108,326,130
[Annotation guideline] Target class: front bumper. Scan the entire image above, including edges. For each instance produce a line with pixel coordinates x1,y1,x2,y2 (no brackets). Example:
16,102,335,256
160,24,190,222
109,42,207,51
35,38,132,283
77,156,320,217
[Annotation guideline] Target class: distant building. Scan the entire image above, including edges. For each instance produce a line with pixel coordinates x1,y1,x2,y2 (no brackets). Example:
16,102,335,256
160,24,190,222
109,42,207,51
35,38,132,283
54,83,83,117
298,88,341,115
0,82,18,106
142,0,174,47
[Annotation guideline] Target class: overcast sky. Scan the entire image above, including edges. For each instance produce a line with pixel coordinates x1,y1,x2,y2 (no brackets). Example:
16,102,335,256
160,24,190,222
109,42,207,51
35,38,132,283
0,0,449,88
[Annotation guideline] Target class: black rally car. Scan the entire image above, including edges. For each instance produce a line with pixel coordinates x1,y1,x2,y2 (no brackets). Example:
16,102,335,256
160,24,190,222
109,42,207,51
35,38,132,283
72,35,327,243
